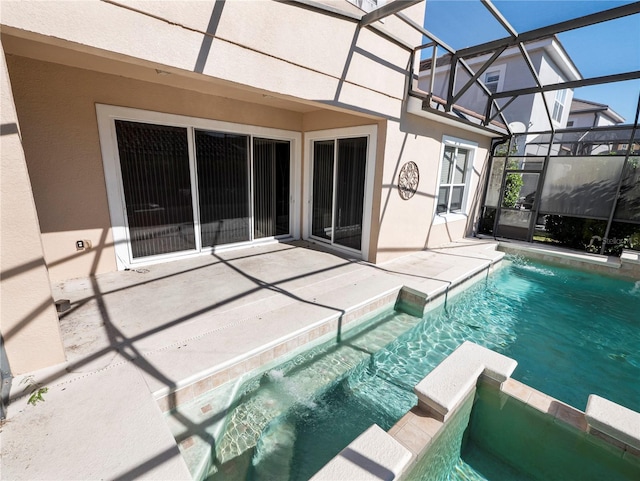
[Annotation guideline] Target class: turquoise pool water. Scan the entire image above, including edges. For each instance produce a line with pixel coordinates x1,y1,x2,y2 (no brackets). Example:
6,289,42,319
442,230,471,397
207,258,640,480
453,257,640,412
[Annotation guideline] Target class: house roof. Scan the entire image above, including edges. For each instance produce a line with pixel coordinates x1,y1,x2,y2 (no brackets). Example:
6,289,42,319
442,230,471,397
569,98,625,123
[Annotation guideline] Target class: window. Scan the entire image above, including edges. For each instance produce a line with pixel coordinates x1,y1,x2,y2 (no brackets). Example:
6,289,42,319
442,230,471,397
436,137,477,216
482,65,505,94
552,89,567,123
484,70,501,94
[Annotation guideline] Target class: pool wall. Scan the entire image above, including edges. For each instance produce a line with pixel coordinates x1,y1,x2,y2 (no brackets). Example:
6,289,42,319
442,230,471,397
397,258,503,317
497,242,640,281
315,342,640,481
158,252,505,414
468,382,640,480
156,287,401,413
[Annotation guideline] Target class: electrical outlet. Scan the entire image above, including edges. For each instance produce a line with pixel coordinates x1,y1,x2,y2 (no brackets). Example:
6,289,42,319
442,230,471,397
76,240,92,251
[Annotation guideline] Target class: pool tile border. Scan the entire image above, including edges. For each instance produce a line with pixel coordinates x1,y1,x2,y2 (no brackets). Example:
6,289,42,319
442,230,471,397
157,251,505,413
164,251,640,481
155,289,400,412
388,405,445,459
161,257,510,479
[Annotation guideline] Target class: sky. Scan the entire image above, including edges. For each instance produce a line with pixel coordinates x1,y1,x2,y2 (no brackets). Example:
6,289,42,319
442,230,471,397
422,0,640,122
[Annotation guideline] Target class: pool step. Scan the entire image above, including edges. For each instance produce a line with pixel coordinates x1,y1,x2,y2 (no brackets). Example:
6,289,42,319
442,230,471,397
211,311,422,469
251,419,296,481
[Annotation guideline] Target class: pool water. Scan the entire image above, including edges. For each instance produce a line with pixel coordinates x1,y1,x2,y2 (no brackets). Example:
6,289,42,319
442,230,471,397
457,383,640,481
206,258,640,480
485,258,640,412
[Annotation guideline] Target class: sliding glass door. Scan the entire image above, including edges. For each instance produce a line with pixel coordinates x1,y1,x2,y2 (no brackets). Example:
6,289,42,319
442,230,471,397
111,116,294,264
335,138,367,250
195,130,250,247
253,138,291,239
311,140,335,241
311,136,368,252
115,120,196,258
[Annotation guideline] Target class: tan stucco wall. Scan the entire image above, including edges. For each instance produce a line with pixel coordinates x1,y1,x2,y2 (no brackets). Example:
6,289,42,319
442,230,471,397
373,113,491,263
3,1,492,275
1,0,422,121
5,55,304,282
0,44,66,374
302,110,380,132
6,54,383,280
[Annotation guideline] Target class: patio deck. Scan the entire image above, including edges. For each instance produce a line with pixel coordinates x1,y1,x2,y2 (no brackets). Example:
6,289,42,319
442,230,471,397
2,239,503,480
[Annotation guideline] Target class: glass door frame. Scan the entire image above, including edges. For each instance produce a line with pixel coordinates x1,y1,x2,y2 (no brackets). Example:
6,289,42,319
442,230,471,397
97,104,301,270
303,125,377,261
494,161,544,241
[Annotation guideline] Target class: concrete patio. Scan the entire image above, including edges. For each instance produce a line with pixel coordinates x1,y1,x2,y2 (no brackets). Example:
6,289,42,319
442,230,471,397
2,239,503,480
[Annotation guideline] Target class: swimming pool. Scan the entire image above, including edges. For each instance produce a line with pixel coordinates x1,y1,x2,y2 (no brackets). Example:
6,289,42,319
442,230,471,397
199,257,640,480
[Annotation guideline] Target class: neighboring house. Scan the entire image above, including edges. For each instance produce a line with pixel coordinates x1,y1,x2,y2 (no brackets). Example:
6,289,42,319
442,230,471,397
567,98,625,128
565,99,626,155
1,0,500,375
526,99,627,156
418,35,582,133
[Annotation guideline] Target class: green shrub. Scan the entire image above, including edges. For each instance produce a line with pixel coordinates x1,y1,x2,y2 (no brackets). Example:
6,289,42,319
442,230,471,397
544,216,606,251
502,172,523,208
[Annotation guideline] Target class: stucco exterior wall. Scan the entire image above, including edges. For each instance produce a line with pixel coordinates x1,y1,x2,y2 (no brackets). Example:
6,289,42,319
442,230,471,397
568,112,598,129
1,0,431,282
568,111,617,129
3,1,493,276
534,54,574,130
6,54,387,280
0,45,66,374
595,114,617,127
373,114,490,263
4,56,290,281
498,53,538,127
1,0,421,121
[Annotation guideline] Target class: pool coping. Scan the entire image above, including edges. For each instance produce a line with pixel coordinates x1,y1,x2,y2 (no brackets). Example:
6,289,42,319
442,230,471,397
156,248,506,413
154,287,402,412
319,342,640,481
159,256,506,480
166,243,639,481
4,240,512,481
310,425,413,481
12,239,636,479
